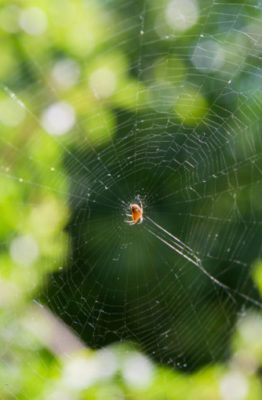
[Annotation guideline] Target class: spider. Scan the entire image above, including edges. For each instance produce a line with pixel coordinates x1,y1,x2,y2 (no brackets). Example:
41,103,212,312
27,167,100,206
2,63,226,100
126,201,143,225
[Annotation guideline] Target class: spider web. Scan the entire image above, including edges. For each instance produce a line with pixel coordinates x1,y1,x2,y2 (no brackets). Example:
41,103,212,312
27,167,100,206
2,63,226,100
1,0,262,379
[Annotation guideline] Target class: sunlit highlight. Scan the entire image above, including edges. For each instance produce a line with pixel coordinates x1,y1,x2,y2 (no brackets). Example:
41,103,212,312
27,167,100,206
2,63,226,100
0,5,20,33
0,98,25,127
219,371,248,400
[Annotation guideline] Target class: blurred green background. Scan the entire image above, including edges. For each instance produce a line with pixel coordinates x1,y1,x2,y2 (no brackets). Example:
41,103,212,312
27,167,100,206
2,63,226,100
1,0,262,398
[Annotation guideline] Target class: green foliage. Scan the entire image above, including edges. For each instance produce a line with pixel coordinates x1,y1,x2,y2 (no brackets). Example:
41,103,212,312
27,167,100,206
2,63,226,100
1,0,262,398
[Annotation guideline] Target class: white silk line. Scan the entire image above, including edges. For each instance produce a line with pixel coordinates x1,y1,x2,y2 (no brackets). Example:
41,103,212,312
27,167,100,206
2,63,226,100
146,217,231,292
147,228,200,268
147,216,200,259
145,217,262,307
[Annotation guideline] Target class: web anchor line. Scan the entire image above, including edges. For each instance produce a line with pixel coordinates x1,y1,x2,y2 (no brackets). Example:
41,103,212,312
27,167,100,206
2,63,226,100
145,216,262,309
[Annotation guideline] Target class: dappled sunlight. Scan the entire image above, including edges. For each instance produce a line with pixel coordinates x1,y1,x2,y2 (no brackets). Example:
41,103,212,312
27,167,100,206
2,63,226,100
1,0,262,398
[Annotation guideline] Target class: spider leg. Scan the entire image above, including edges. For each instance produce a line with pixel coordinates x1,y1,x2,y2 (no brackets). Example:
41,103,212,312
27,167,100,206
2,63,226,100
126,220,135,225
138,216,143,224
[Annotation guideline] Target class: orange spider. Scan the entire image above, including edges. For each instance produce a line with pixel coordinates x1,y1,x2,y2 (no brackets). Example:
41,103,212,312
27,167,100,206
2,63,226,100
126,201,143,225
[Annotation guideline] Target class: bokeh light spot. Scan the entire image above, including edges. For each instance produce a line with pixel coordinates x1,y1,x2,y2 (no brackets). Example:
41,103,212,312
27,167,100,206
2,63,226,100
89,67,117,99
122,353,153,388
174,88,208,125
10,236,39,267
19,7,47,36
51,59,80,89
41,102,75,135
191,39,225,72
165,0,199,33
219,371,248,400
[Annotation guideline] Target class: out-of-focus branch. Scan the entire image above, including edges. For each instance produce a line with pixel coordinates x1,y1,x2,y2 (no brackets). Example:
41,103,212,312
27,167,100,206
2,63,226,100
22,302,86,356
